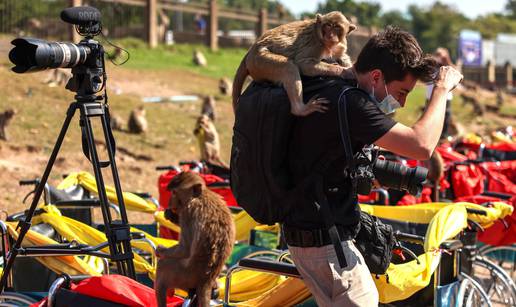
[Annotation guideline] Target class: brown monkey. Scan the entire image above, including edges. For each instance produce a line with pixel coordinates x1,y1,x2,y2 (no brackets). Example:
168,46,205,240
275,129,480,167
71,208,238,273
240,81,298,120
218,77,232,96
193,50,208,67
109,113,124,131
128,105,148,134
193,114,228,168
0,109,15,141
232,11,356,116
45,68,72,87
201,95,216,121
155,172,235,307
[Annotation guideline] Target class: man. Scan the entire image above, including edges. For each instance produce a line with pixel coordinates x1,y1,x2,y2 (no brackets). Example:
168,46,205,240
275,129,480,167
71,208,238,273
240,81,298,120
282,27,463,306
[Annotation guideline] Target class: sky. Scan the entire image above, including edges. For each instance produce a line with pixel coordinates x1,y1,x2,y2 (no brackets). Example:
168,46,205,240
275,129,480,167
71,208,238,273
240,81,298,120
280,0,508,19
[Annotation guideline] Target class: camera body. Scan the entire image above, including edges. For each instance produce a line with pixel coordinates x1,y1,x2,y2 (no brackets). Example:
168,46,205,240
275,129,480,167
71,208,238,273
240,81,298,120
352,146,429,196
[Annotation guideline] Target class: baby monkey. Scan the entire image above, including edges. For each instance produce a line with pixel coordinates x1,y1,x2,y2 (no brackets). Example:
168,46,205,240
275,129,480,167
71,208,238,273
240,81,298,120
232,11,356,116
155,172,235,307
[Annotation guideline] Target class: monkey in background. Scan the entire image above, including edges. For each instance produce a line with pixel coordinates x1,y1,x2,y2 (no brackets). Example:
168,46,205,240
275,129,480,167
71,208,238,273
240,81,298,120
218,77,232,96
201,95,217,121
128,105,148,134
155,172,235,307
232,11,356,116
0,109,15,141
194,114,228,168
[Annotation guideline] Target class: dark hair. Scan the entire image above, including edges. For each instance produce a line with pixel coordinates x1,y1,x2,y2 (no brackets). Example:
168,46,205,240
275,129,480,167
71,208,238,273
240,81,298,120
355,26,437,83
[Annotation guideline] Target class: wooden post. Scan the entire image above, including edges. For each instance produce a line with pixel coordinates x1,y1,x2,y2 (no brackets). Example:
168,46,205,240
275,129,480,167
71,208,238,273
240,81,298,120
69,0,82,43
487,60,495,86
505,62,513,90
257,8,268,38
208,0,218,51
146,0,158,48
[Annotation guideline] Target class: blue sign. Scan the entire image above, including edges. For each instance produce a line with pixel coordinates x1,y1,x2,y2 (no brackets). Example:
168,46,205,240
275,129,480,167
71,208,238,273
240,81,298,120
459,30,482,66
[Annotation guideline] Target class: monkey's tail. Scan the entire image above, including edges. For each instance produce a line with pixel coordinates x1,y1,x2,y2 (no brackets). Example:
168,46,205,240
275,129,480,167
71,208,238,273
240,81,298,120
232,55,249,113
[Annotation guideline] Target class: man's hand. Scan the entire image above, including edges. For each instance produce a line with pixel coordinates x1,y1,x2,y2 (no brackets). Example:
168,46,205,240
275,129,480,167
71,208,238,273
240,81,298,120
434,66,463,92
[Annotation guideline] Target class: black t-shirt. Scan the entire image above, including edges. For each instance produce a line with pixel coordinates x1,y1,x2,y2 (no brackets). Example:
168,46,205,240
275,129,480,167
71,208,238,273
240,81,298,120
284,78,397,230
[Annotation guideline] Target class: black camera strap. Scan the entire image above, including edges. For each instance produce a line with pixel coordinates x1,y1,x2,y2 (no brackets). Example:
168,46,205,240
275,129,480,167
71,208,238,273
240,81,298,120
337,87,370,195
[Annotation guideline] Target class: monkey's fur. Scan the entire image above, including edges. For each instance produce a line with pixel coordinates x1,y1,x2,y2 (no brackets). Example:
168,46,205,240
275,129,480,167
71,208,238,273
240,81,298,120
0,109,15,141
128,106,148,134
232,11,356,116
110,113,124,131
155,172,235,307
193,114,228,168
201,95,217,121
193,50,208,67
219,77,232,96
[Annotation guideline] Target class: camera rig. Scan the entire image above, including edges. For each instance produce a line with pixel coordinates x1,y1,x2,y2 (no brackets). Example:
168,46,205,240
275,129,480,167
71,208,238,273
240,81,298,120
1,6,136,294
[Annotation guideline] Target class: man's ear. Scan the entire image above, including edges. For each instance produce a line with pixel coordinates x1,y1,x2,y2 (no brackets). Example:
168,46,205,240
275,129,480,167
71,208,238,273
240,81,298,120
192,183,203,198
370,69,382,85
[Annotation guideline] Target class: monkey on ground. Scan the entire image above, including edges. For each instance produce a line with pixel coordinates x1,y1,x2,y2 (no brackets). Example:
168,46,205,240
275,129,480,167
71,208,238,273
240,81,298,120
193,114,228,168
232,11,356,116
0,109,15,141
201,95,217,121
193,50,208,67
128,105,148,134
45,68,72,87
109,112,124,131
219,77,232,96
155,172,235,307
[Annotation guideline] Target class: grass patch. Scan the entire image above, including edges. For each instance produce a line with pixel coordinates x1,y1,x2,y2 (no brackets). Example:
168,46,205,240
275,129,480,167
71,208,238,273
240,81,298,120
106,37,247,79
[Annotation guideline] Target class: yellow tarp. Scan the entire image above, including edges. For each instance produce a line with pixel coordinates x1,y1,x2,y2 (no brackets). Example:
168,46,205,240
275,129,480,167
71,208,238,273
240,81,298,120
360,202,512,303
57,171,157,213
3,221,102,277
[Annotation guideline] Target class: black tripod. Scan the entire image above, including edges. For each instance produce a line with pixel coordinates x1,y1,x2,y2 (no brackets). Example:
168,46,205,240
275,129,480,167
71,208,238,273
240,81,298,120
0,61,136,293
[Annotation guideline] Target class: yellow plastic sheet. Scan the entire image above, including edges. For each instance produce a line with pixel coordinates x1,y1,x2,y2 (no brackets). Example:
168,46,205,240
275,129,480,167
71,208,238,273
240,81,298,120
360,202,512,227
57,171,157,213
231,277,311,306
31,206,177,280
4,221,101,277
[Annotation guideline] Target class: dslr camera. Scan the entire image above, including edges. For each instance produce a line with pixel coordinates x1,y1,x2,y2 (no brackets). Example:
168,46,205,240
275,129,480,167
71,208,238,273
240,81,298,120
9,6,104,95
352,146,428,196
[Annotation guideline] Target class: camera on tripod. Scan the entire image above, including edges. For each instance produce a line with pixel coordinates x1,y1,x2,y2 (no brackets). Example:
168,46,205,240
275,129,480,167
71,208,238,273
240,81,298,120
352,147,429,196
9,6,104,95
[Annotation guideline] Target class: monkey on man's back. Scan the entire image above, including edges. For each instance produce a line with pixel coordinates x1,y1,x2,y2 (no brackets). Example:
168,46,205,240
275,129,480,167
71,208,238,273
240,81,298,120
232,11,356,116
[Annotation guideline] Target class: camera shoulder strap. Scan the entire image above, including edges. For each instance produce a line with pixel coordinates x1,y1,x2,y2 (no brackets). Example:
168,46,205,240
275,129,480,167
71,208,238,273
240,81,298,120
336,87,370,194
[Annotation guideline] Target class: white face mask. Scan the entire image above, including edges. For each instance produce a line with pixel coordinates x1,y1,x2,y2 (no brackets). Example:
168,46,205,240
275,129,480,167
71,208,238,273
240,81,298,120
371,80,401,115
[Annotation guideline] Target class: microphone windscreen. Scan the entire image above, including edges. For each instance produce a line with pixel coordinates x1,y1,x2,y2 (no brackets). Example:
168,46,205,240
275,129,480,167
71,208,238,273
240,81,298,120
61,6,101,25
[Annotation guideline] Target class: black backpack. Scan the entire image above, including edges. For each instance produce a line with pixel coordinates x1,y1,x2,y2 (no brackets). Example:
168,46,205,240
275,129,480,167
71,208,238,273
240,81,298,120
230,79,339,225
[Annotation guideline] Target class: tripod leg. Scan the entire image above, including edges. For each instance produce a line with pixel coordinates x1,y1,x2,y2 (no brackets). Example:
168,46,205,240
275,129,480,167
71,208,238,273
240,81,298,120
0,103,78,293
99,106,137,278
80,103,136,279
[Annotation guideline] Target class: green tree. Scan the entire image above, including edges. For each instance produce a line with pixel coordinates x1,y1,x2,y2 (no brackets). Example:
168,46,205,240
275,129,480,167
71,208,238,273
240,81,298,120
407,2,468,58
316,0,382,27
381,10,411,31
506,0,516,17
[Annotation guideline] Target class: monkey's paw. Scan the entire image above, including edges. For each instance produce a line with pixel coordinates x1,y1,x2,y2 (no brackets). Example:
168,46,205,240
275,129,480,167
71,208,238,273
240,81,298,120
291,95,329,116
156,245,167,258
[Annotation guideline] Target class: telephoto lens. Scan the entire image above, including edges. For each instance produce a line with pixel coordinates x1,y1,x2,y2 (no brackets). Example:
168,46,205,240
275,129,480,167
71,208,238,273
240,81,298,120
9,38,90,73
373,159,428,195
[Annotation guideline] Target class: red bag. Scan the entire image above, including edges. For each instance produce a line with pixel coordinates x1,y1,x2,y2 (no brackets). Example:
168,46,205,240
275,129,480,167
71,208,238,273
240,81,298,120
30,275,183,307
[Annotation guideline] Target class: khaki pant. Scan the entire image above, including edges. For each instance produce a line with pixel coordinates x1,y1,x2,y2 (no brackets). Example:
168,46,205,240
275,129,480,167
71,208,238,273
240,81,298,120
288,240,379,307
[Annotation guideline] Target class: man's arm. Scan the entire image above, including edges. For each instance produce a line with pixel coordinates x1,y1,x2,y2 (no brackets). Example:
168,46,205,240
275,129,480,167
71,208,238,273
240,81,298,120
375,66,462,160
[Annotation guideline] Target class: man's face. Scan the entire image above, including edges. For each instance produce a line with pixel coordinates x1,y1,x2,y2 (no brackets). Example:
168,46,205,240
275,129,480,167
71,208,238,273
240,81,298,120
369,70,417,107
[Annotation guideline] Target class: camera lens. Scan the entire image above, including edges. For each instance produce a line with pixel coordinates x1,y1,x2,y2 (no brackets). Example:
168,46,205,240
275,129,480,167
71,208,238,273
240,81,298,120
373,159,428,195
9,38,90,73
